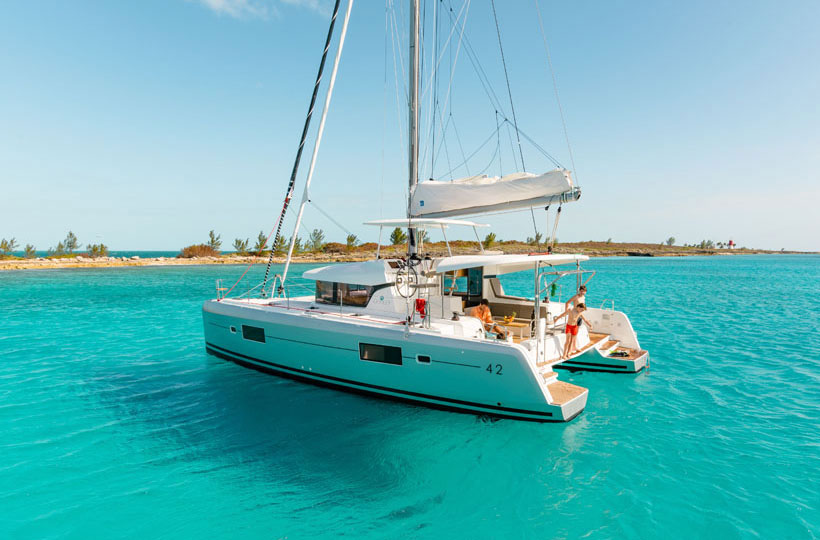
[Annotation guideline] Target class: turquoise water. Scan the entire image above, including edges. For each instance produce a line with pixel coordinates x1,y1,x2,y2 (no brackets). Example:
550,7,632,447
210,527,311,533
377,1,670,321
1,256,818,538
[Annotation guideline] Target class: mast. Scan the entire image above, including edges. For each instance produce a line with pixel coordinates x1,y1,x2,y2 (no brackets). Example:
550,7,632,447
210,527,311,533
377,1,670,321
407,0,420,256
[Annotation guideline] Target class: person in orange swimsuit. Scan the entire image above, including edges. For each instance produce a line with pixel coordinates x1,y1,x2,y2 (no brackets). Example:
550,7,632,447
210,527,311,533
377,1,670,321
469,299,508,339
555,303,592,359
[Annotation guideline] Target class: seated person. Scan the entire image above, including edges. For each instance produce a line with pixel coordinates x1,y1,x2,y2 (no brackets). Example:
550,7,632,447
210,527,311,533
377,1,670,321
468,299,508,339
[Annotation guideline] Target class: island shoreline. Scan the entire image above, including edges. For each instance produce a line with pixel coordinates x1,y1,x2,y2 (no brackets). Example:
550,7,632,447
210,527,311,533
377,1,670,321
1,243,814,271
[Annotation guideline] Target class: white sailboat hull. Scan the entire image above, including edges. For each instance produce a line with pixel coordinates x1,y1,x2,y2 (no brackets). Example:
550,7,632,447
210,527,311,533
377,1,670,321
202,299,587,422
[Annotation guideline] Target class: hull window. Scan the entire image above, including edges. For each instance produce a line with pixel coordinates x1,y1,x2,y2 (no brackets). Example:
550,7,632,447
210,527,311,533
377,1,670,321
359,343,402,365
417,355,431,364
241,325,266,343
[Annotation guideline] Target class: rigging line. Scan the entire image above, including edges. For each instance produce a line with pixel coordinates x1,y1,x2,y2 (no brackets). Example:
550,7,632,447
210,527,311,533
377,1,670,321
420,0,469,179
381,0,389,218
513,123,562,168
437,121,500,178
550,205,562,250
534,0,578,184
257,0,341,297
389,1,408,102
431,106,453,178
450,112,470,176
503,119,520,171
474,131,500,176
493,113,562,168
490,0,526,171
442,0,504,115
310,200,354,236
530,207,541,249
419,0,469,103
495,110,503,176
429,0,438,177
388,2,407,154
430,0,470,169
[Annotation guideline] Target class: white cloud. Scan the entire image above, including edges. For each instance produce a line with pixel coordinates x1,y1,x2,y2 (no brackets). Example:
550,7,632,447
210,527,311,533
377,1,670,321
193,0,331,19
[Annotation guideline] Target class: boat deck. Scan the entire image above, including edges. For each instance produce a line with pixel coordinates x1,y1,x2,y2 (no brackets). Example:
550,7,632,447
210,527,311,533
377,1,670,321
609,347,648,360
547,380,587,405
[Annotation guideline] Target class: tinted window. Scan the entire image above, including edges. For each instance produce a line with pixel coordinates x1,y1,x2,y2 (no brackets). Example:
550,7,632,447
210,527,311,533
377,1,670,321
242,325,265,343
467,267,483,296
443,273,467,294
316,281,336,304
316,282,382,307
359,343,402,365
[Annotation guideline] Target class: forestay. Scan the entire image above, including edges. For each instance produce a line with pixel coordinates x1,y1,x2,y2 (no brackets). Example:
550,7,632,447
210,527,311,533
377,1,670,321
409,169,580,218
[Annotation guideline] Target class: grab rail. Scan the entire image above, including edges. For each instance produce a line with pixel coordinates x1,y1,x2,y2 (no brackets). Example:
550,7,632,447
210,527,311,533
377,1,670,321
600,299,615,311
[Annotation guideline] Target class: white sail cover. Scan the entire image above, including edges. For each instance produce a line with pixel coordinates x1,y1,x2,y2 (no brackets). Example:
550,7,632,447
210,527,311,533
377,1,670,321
409,169,578,218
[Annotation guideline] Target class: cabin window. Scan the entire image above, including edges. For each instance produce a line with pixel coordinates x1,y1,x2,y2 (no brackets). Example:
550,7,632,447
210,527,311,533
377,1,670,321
467,267,483,296
316,280,336,304
315,281,385,307
241,325,265,343
417,354,431,364
442,272,468,294
342,284,370,306
359,343,402,365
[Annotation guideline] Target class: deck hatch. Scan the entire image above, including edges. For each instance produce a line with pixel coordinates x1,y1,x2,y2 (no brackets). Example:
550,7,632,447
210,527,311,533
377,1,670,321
359,343,402,365
241,325,266,343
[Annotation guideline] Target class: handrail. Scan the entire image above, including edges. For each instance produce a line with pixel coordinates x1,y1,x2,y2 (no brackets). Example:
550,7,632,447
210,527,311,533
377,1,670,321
599,299,615,311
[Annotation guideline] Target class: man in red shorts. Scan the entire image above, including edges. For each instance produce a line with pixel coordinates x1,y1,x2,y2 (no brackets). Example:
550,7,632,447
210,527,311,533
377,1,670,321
555,303,592,360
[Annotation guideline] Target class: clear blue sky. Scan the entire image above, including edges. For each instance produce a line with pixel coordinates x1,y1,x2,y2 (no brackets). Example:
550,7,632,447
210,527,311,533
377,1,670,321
1,0,818,251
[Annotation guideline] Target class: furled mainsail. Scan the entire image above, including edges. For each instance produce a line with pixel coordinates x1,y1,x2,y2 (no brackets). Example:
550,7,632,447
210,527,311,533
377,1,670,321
409,169,580,218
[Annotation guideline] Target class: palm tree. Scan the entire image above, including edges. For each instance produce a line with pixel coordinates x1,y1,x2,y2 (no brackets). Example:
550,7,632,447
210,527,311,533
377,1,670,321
346,234,359,251
23,244,36,258
308,229,326,252
253,231,268,255
207,230,222,251
0,237,18,256
483,232,497,249
64,231,80,253
233,238,249,255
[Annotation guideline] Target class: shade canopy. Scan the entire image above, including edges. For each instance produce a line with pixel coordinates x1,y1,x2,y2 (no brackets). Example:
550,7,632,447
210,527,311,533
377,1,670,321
302,260,393,286
433,254,589,275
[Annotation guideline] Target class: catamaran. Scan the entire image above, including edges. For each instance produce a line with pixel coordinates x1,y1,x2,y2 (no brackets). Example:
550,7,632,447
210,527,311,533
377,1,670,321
202,0,648,422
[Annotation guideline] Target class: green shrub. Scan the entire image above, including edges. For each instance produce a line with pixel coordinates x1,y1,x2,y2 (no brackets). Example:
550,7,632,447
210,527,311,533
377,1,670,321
390,227,407,245
87,243,109,257
178,244,219,258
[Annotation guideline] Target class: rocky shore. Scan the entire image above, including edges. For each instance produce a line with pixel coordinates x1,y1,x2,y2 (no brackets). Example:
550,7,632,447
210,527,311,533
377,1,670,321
0,242,811,271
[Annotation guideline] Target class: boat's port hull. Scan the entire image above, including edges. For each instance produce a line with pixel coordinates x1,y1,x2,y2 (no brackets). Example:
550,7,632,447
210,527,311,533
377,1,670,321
202,300,587,422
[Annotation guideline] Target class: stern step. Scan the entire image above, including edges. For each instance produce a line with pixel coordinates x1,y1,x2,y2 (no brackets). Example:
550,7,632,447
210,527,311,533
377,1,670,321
547,380,587,405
